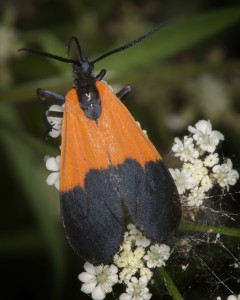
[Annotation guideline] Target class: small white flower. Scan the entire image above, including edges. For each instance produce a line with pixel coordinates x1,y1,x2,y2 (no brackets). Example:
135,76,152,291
135,235,151,248
201,175,213,192
143,244,170,268
114,247,144,271
125,224,150,248
127,223,138,234
212,159,239,191
172,136,199,162
47,104,64,138
136,121,148,136
188,120,224,153
227,294,240,300
187,186,206,207
119,276,152,300
169,168,196,194
181,264,189,271
139,267,153,282
204,153,219,167
118,267,137,284
187,159,208,184
143,129,148,136
120,237,132,252
46,155,61,190
78,262,118,300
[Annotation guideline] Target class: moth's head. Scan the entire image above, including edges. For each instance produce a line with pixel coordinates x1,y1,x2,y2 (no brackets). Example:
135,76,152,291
72,59,94,77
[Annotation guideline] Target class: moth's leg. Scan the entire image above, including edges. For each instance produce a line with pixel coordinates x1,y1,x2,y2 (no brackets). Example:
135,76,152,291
96,69,106,81
46,111,64,118
37,88,65,108
116,85,132,102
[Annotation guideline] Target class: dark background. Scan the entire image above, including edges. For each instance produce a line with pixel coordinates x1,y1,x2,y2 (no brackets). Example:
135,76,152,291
0,1,240,299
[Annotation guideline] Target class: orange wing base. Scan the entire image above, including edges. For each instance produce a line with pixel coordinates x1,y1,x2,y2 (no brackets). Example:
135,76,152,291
60,81,161,191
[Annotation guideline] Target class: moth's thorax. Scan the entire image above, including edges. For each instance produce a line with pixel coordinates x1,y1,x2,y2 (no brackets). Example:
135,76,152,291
72,61,101,120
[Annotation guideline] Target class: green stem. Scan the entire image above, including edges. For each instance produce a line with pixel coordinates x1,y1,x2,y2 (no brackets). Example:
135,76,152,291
179,223,240,237
157,267,184,300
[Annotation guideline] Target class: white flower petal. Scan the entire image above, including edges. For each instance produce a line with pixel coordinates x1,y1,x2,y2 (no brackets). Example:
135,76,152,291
196,120,212,133
92,285,106,300
188,120,224,153
84,262,97,275
119,293,132,300
204,153,219,167
169,168,196,195
54,179,60,191
46,172,59,186
227,296,238,300
144,244,170,268
108,264,118,274
78,272,96,283
143,293,152,300
81,281,97,294
49,131,60,138
46,157,60,171
49,104,64,112
172,136,199,162
187,186,205,207
47,105,64,138
212,159,239,190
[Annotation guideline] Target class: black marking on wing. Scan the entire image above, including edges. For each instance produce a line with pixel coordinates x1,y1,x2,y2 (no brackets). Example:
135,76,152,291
60,159,181,264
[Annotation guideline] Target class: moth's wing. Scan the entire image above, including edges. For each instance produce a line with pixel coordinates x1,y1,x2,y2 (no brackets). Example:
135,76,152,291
60,89,124,264
97,81,181,242
123,160,181,241
60,174,124,265
60,83,181,264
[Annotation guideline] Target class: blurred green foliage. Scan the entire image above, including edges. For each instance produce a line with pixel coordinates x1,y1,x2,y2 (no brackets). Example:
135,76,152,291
0,1,240,299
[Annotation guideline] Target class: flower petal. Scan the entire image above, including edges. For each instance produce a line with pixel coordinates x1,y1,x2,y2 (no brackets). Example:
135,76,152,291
84,262,97,275
119,293,132,300
81,281,97,294
46,172,59,186
46,157,59,171
92,285,106,300
78,272,96,283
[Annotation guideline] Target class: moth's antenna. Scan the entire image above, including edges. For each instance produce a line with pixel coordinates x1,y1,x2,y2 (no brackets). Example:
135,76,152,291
67,37,83,61
18,48,78,64
91,21,169,64
19,21,170,65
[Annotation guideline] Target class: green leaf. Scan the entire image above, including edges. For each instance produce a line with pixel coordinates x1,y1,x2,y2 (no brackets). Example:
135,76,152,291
22,31,69,72
97,7,240,72
0,230,45,256
0,102,66,298
0,73,71,103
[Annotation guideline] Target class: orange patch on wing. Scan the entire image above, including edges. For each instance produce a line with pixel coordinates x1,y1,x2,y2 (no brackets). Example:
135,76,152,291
60,81,161,191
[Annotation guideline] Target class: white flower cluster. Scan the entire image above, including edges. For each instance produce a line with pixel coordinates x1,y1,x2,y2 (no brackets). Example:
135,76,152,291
47,104,64,138
45,155,60,190
78,224,171,300
169,120,239,207
43,114,240,299
44,104,64,190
